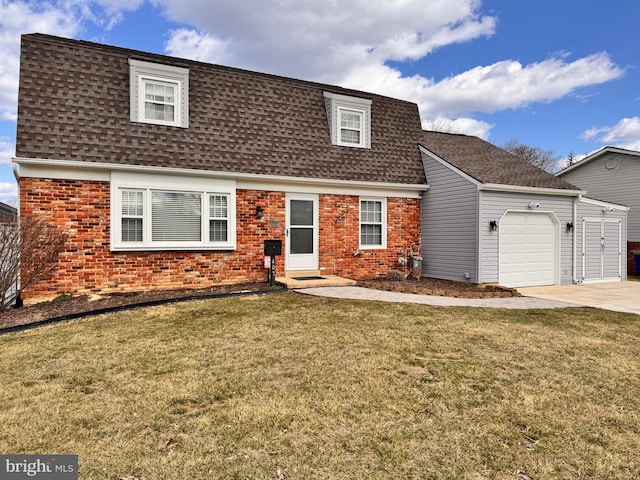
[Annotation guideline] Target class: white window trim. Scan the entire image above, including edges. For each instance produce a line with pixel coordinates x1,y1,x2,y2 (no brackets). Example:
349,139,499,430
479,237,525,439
323,92,371,149
359,197,387,249
111,172,236,251
129,59,189,128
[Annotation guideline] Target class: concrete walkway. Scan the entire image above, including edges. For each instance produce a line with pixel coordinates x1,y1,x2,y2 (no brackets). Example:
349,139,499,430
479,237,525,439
298,282,640,315
518,282,640,315
296,286,582,310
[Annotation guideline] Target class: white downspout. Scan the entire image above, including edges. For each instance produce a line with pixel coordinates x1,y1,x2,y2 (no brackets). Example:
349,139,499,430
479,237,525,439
12,160,20,215
572,194,581,284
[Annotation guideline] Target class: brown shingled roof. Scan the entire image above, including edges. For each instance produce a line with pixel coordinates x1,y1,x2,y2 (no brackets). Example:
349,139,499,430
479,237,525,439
420,131,579,190
16,34,426,186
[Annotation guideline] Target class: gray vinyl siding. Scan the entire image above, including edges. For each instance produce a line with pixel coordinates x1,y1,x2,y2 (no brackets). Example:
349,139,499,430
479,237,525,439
575,200,627,282
561,153,639,241
421,152,479,282
478,191,575,285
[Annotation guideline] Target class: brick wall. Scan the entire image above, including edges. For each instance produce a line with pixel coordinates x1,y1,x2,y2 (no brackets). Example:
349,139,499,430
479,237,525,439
19,178,421,300
318,194,421,277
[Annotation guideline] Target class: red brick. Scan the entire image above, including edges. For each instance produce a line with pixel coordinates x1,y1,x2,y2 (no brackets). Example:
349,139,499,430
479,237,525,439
20,178,420,300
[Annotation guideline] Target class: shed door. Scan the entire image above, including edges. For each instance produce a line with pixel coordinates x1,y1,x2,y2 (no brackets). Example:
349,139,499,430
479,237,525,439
499,212,558,288
582,218,621,282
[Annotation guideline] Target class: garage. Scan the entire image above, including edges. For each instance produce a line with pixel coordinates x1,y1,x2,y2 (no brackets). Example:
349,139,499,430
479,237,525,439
499,212,559,288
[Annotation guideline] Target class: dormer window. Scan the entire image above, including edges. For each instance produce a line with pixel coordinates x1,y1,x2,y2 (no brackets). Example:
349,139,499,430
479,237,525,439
324,92,371,149
129,59,189,128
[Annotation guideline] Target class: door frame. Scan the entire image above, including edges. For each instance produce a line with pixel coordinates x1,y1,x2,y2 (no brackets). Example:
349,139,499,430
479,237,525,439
285,193,319,271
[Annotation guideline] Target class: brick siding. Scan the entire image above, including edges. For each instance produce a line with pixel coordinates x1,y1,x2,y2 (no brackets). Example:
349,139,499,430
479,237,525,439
19,178,421,300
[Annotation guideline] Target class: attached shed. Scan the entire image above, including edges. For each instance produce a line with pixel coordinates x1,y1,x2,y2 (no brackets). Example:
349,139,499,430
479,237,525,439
419,132,627,287
574,197,628,283
557,146,639,275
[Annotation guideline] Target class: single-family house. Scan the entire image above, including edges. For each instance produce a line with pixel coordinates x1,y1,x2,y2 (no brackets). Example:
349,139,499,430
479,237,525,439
12,34,628,300
13,34,424,300
557,147,640,274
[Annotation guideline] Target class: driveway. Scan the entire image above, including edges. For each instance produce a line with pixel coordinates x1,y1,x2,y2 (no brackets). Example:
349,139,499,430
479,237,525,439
518,281,640,315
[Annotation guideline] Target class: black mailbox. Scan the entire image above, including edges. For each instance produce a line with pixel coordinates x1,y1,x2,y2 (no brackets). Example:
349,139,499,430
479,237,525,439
264,239,282,256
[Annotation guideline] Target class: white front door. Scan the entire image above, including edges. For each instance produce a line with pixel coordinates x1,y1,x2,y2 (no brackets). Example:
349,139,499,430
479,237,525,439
285,193,319,271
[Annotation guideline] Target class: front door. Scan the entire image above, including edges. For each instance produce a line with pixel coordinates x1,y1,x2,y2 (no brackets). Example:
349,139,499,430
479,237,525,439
285,193,319,271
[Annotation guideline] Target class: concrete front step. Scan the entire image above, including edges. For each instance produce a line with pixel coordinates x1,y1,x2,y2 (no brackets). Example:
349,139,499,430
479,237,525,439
277,273,357,289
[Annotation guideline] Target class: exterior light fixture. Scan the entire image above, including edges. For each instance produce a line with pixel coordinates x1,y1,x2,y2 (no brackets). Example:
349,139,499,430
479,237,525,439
489,220,498,231
566,222,573,233
256,205,264,220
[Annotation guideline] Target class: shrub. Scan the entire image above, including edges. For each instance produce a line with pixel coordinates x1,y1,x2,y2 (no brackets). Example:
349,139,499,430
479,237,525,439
0,215,67,309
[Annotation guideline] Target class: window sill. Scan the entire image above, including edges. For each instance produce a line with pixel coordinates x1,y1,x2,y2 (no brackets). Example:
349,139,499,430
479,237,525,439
111,244,236,252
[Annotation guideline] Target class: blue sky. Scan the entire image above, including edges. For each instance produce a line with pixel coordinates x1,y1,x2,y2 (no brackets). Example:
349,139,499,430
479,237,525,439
1,0,639,204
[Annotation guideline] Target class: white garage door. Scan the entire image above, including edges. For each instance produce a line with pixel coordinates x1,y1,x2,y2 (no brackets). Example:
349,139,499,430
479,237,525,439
499,212,558,288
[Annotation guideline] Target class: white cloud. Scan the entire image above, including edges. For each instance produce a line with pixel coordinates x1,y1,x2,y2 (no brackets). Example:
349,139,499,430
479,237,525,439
414,53,623,118
158,0,497,81
0,181,17,205
0,0,146,120
165,29,228,64
0,0,628,150
580,117,640,151
157,0,623,139
0,1,81,120
0,137,15,165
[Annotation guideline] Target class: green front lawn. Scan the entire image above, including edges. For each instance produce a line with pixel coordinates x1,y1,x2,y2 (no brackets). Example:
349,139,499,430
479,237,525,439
1,293,639,479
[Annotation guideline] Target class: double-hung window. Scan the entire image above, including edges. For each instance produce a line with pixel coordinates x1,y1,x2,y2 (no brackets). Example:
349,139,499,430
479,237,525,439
360,198,386,248
143,80,177,124
339,108,364,146
111,173,235,251
129,59,189,128
121,190,144,242
209,195,229,243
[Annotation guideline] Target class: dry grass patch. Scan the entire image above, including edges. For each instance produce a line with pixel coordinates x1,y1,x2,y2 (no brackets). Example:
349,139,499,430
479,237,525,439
1,293,639,479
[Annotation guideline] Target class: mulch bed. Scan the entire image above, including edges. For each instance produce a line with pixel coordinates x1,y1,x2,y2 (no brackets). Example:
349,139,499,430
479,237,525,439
0,282,278,331
1,277,520,332
359,277,520,299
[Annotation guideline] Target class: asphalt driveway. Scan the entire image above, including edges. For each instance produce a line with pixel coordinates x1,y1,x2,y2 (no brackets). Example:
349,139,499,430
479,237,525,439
518,281,640,316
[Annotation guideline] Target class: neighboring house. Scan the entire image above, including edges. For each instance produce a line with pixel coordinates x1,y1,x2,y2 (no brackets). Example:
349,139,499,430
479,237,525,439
557,147,640,274
12,34,628,300
419,132,628,287
0,201,16,223
0,201,18,306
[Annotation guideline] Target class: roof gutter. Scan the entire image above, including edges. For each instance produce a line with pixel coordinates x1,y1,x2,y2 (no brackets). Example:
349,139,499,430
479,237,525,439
12,156,429,197
480,183,585,197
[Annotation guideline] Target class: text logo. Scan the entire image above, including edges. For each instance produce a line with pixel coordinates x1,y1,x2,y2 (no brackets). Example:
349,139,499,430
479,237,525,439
0,455,78,479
